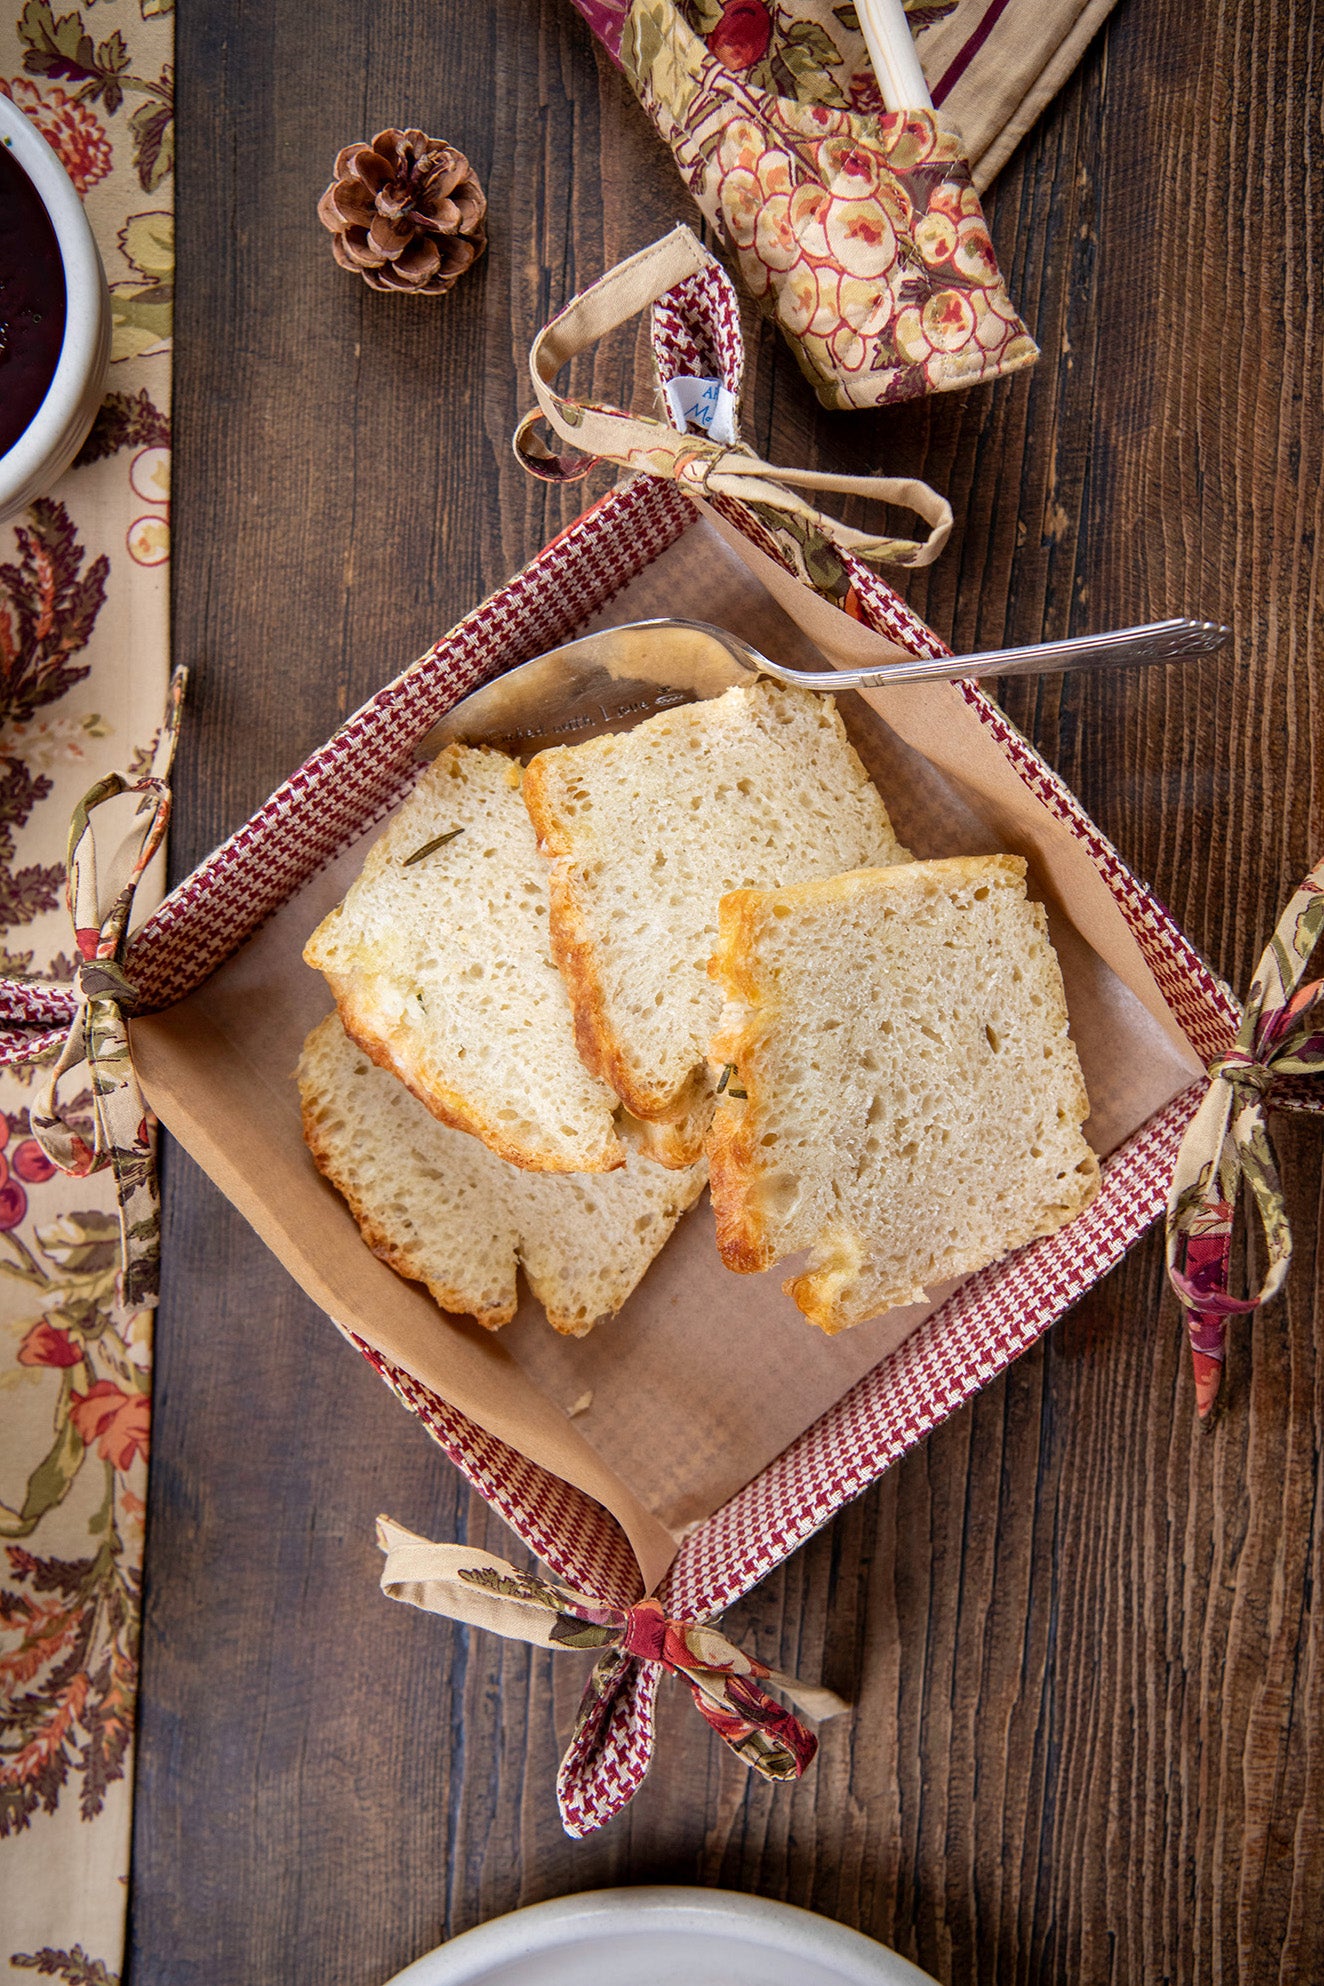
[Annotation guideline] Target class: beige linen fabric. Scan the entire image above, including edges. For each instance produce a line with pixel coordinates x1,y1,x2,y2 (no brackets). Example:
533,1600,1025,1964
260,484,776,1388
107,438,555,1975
914,0,1122,191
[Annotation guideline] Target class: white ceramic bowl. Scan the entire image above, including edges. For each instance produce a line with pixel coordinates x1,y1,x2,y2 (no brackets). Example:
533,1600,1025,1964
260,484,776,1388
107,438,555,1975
0,94,110,524
385,1888,940,1985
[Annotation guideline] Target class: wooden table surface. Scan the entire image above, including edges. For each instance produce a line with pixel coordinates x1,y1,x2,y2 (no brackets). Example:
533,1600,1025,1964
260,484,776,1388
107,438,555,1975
131,1,1324,1979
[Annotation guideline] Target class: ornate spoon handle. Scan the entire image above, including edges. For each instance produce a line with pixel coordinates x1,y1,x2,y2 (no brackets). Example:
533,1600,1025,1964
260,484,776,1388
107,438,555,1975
762,619,1232,691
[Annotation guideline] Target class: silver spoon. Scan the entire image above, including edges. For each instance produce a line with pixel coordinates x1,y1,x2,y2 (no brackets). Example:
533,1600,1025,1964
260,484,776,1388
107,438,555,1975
418,616,1230,761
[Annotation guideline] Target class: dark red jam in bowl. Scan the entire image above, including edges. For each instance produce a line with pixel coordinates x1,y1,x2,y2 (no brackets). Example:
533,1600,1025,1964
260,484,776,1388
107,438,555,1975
0,140,67,459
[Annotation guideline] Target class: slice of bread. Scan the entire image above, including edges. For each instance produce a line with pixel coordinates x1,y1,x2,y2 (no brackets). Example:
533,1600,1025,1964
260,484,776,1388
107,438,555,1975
303,744,626,1174
706,855,1100,1333
298,1014,708,1335
522,680,908,1144
618,1088,718,1169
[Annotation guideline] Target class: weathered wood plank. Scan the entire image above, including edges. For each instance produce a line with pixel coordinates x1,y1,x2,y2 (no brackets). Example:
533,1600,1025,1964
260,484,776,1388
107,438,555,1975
131,0,1324,1978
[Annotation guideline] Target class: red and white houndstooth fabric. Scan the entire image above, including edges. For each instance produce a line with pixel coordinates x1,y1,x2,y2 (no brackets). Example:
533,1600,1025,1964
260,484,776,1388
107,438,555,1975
0,257,1249,1836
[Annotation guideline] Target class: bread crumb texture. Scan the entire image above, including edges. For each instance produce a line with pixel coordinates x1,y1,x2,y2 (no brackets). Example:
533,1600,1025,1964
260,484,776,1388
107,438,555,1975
298,1014,707,1335
522,680,909,1129
707,855,1100,1333
303,744,625,1173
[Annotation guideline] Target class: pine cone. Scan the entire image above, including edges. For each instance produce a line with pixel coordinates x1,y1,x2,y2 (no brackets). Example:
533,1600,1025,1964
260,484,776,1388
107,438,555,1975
318,129,487,295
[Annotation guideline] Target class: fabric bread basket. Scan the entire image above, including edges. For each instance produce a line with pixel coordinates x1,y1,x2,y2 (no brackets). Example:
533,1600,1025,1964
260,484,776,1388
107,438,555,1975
0,232,1263,1837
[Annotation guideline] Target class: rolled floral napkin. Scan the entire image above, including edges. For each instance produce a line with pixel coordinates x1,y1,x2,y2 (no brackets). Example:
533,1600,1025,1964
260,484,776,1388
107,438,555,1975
574,0,1120,192
572,0,1041,409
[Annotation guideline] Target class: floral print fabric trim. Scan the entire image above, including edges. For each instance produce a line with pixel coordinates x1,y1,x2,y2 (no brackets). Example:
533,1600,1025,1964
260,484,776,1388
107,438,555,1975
614,0,1036,409
30,670,185,1320
518,225,954,597
1165,861,1324,1421
1,0,173,1977
570,0,1121,198
376,1520,845,1831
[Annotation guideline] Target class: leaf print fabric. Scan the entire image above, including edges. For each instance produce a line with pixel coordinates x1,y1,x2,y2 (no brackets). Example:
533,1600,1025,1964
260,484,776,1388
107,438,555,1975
12,0,173,192
0,77,111,192
0,0,173,1975
1165,863,1324,1421
377,1522,845,1831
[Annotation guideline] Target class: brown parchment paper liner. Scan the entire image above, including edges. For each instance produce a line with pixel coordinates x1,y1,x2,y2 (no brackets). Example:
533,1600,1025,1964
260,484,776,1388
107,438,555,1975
132,516,1201,1592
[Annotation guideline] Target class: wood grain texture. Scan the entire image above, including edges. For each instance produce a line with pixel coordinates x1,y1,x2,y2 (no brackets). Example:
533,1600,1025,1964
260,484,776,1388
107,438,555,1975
131,0,1324,1979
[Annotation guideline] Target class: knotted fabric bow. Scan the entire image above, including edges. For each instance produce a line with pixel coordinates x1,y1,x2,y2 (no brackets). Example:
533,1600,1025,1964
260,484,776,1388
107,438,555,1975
29,668,187,1320
1165,859,1324,1420
515,226,952,599
378,1518,846,1805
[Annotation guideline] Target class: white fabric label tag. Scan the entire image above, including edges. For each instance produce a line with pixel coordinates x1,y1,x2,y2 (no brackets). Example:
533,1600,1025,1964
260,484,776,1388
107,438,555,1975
663,375,739,447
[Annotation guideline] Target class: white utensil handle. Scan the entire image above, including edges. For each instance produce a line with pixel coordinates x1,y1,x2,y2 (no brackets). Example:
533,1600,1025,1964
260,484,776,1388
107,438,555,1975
855,0,933,111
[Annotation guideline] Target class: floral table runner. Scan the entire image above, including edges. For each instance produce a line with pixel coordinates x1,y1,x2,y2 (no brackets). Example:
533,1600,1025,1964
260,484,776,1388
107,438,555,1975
0,2,173,1980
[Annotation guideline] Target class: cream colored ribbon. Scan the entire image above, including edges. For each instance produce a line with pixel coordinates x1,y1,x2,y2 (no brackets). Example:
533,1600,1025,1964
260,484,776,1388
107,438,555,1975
514,226,952,571
1164,859,1324,1421
29,669,186,1321
378,1517,847,1779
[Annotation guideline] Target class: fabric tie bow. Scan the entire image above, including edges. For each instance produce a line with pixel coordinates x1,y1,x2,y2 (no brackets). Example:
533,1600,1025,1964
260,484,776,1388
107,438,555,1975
514,226,953,601
29,669,187,1320
377,1518,846,1811
1165,859,1324,1419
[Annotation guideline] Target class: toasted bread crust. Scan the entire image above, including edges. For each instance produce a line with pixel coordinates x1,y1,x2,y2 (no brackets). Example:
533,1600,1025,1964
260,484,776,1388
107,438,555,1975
300,1089,516,1329
784,1228,885,1335
706,1130,779,1273
299,1012,708,1338
620,1096,714,1169
304,744,627,1175
705,857,1099,1330
524,754,697,1125
704,886,781,1273
327,980,625,1175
